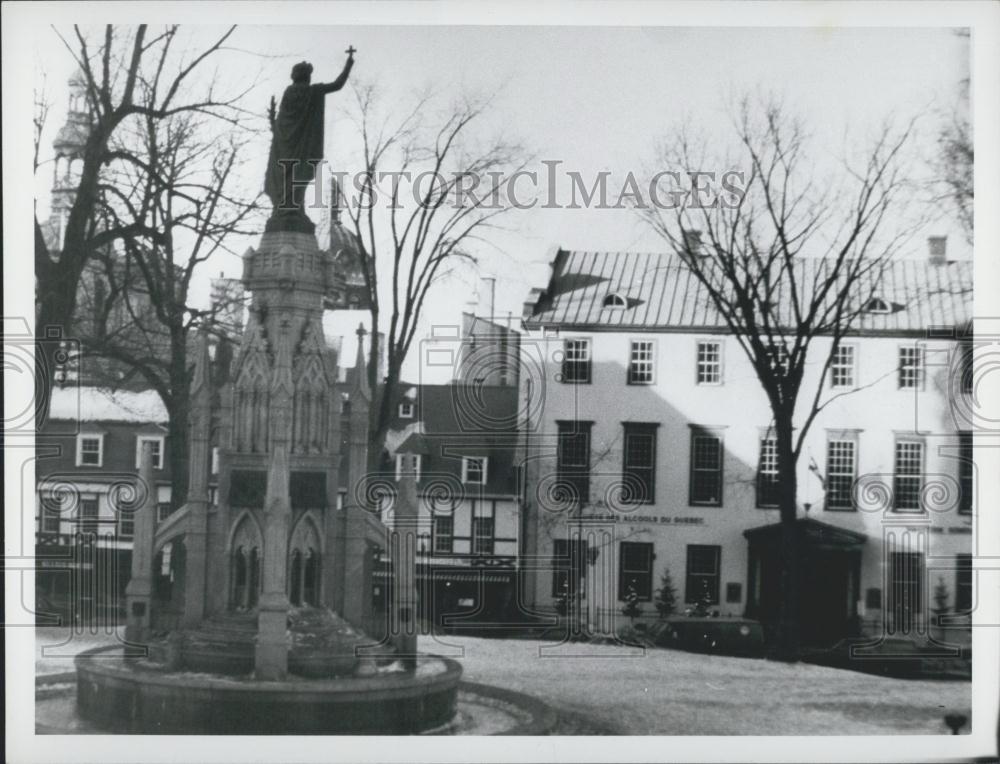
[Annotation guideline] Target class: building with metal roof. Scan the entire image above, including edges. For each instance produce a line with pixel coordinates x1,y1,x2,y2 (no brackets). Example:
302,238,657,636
517,241,975,651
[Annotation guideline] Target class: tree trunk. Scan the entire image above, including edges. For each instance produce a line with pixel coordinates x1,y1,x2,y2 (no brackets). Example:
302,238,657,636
774,415,800,661
167,331,190,510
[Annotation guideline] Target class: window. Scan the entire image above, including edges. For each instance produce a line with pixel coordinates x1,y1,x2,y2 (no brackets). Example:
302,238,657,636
696,340,722,385
831,344,856,388
689,430,723,506
118,507,135,538
618,542,654,600
462,456,488,485
77,498,100,532
211,447,220,475
955,554,972,614
551,538,587,598
769,344,790,375
41,501,61,534
898,345,925,390
562,339,591,384
398,402,414,418
136,436,165,469
556,421,592,505
76,434,104,467
432,514,453,554
893,440,924,512
472,517,494,555
888,551,924,633
756,437,780,508
395,453,422,482
865,296,891,314
628,340,655,384
685,545,721,604
959,431,973,514
826,440,857,511
622,423,657,504
603,293,627,309
959,334,973,395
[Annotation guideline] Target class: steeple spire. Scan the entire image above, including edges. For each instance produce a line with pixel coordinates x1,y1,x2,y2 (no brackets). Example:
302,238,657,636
352,323,370,401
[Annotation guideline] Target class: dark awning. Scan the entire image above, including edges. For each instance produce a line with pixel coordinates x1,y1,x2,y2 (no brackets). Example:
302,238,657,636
743,517,867,551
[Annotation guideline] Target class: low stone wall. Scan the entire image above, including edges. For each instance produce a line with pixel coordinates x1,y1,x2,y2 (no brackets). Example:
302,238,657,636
75,646,463,734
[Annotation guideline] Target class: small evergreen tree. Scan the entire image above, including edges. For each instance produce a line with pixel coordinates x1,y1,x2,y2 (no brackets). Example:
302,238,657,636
654,567,678,618
622,581,642,624
933,576,950,626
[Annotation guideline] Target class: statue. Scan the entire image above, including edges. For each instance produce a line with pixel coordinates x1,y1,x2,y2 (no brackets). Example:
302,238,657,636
264,48,355,231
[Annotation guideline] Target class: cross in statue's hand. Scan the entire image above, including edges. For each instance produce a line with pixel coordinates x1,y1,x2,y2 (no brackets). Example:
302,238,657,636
346,45,356,57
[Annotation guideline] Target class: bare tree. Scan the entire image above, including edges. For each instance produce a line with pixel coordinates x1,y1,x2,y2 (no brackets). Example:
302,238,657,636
77,103,261,507
640,96,914,659
33,71,51,174
341,83,526,462
935,112,973,244
34,24,253,422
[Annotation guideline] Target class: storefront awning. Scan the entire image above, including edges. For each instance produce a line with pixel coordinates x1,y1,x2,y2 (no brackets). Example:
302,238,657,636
373,569,515,584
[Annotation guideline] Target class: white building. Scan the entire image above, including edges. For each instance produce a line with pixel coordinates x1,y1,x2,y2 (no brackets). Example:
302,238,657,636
518,244,974,646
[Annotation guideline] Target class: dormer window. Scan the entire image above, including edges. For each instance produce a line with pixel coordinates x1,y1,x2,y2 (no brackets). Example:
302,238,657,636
603,293,627,309
398,402,415,419
865,296,891,314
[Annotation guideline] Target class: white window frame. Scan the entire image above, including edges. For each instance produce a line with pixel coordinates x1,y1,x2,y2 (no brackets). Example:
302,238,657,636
562,337,592,384
628,339,655,385
398,402,415,419
830,343,857,389
825,438,857,511
769,343,790,375
76,433,104,467
41,499,62,534
696,339,723,385
118,506,135,538
898,345,925,390
756,436,780,508
462,456,488,485
135,435,165,470
893,438,925,512
395,453,422,481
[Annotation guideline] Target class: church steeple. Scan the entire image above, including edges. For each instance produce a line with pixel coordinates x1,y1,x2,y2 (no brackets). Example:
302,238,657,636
48,70,93,253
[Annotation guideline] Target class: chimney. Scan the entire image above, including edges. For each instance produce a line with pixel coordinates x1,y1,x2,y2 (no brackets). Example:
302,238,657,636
928,236,947,266
683,229,704,256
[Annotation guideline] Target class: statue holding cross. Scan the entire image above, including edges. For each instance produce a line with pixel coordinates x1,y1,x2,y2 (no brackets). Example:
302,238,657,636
264,47,356,232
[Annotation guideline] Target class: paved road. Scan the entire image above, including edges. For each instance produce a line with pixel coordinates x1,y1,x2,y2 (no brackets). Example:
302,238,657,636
420,634,972,735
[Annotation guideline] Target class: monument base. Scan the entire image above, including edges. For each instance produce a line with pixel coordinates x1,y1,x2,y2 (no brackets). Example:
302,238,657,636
74,645,466,735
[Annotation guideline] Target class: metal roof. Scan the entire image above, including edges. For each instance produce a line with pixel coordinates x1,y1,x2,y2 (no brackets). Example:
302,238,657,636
524,250,973,336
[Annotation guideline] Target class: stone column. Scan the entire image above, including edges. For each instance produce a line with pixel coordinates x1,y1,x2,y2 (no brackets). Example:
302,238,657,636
393,459,419,669
125,442,157,646
255,318,294,680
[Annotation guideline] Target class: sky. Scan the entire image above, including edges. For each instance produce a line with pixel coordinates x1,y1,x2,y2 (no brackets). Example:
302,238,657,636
35,23,970,380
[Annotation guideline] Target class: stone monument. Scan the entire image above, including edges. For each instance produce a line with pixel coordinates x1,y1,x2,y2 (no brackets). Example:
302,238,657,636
122,49,391,681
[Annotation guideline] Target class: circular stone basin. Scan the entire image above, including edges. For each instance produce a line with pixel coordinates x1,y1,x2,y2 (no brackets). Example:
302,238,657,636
39,661,555,735
74,646,463,734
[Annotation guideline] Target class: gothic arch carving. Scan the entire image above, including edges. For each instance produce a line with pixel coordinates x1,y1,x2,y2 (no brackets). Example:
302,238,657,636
229,511,263,610
292,320,333,454
227,509,264,554
233,320,272,453
288,511,323,606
